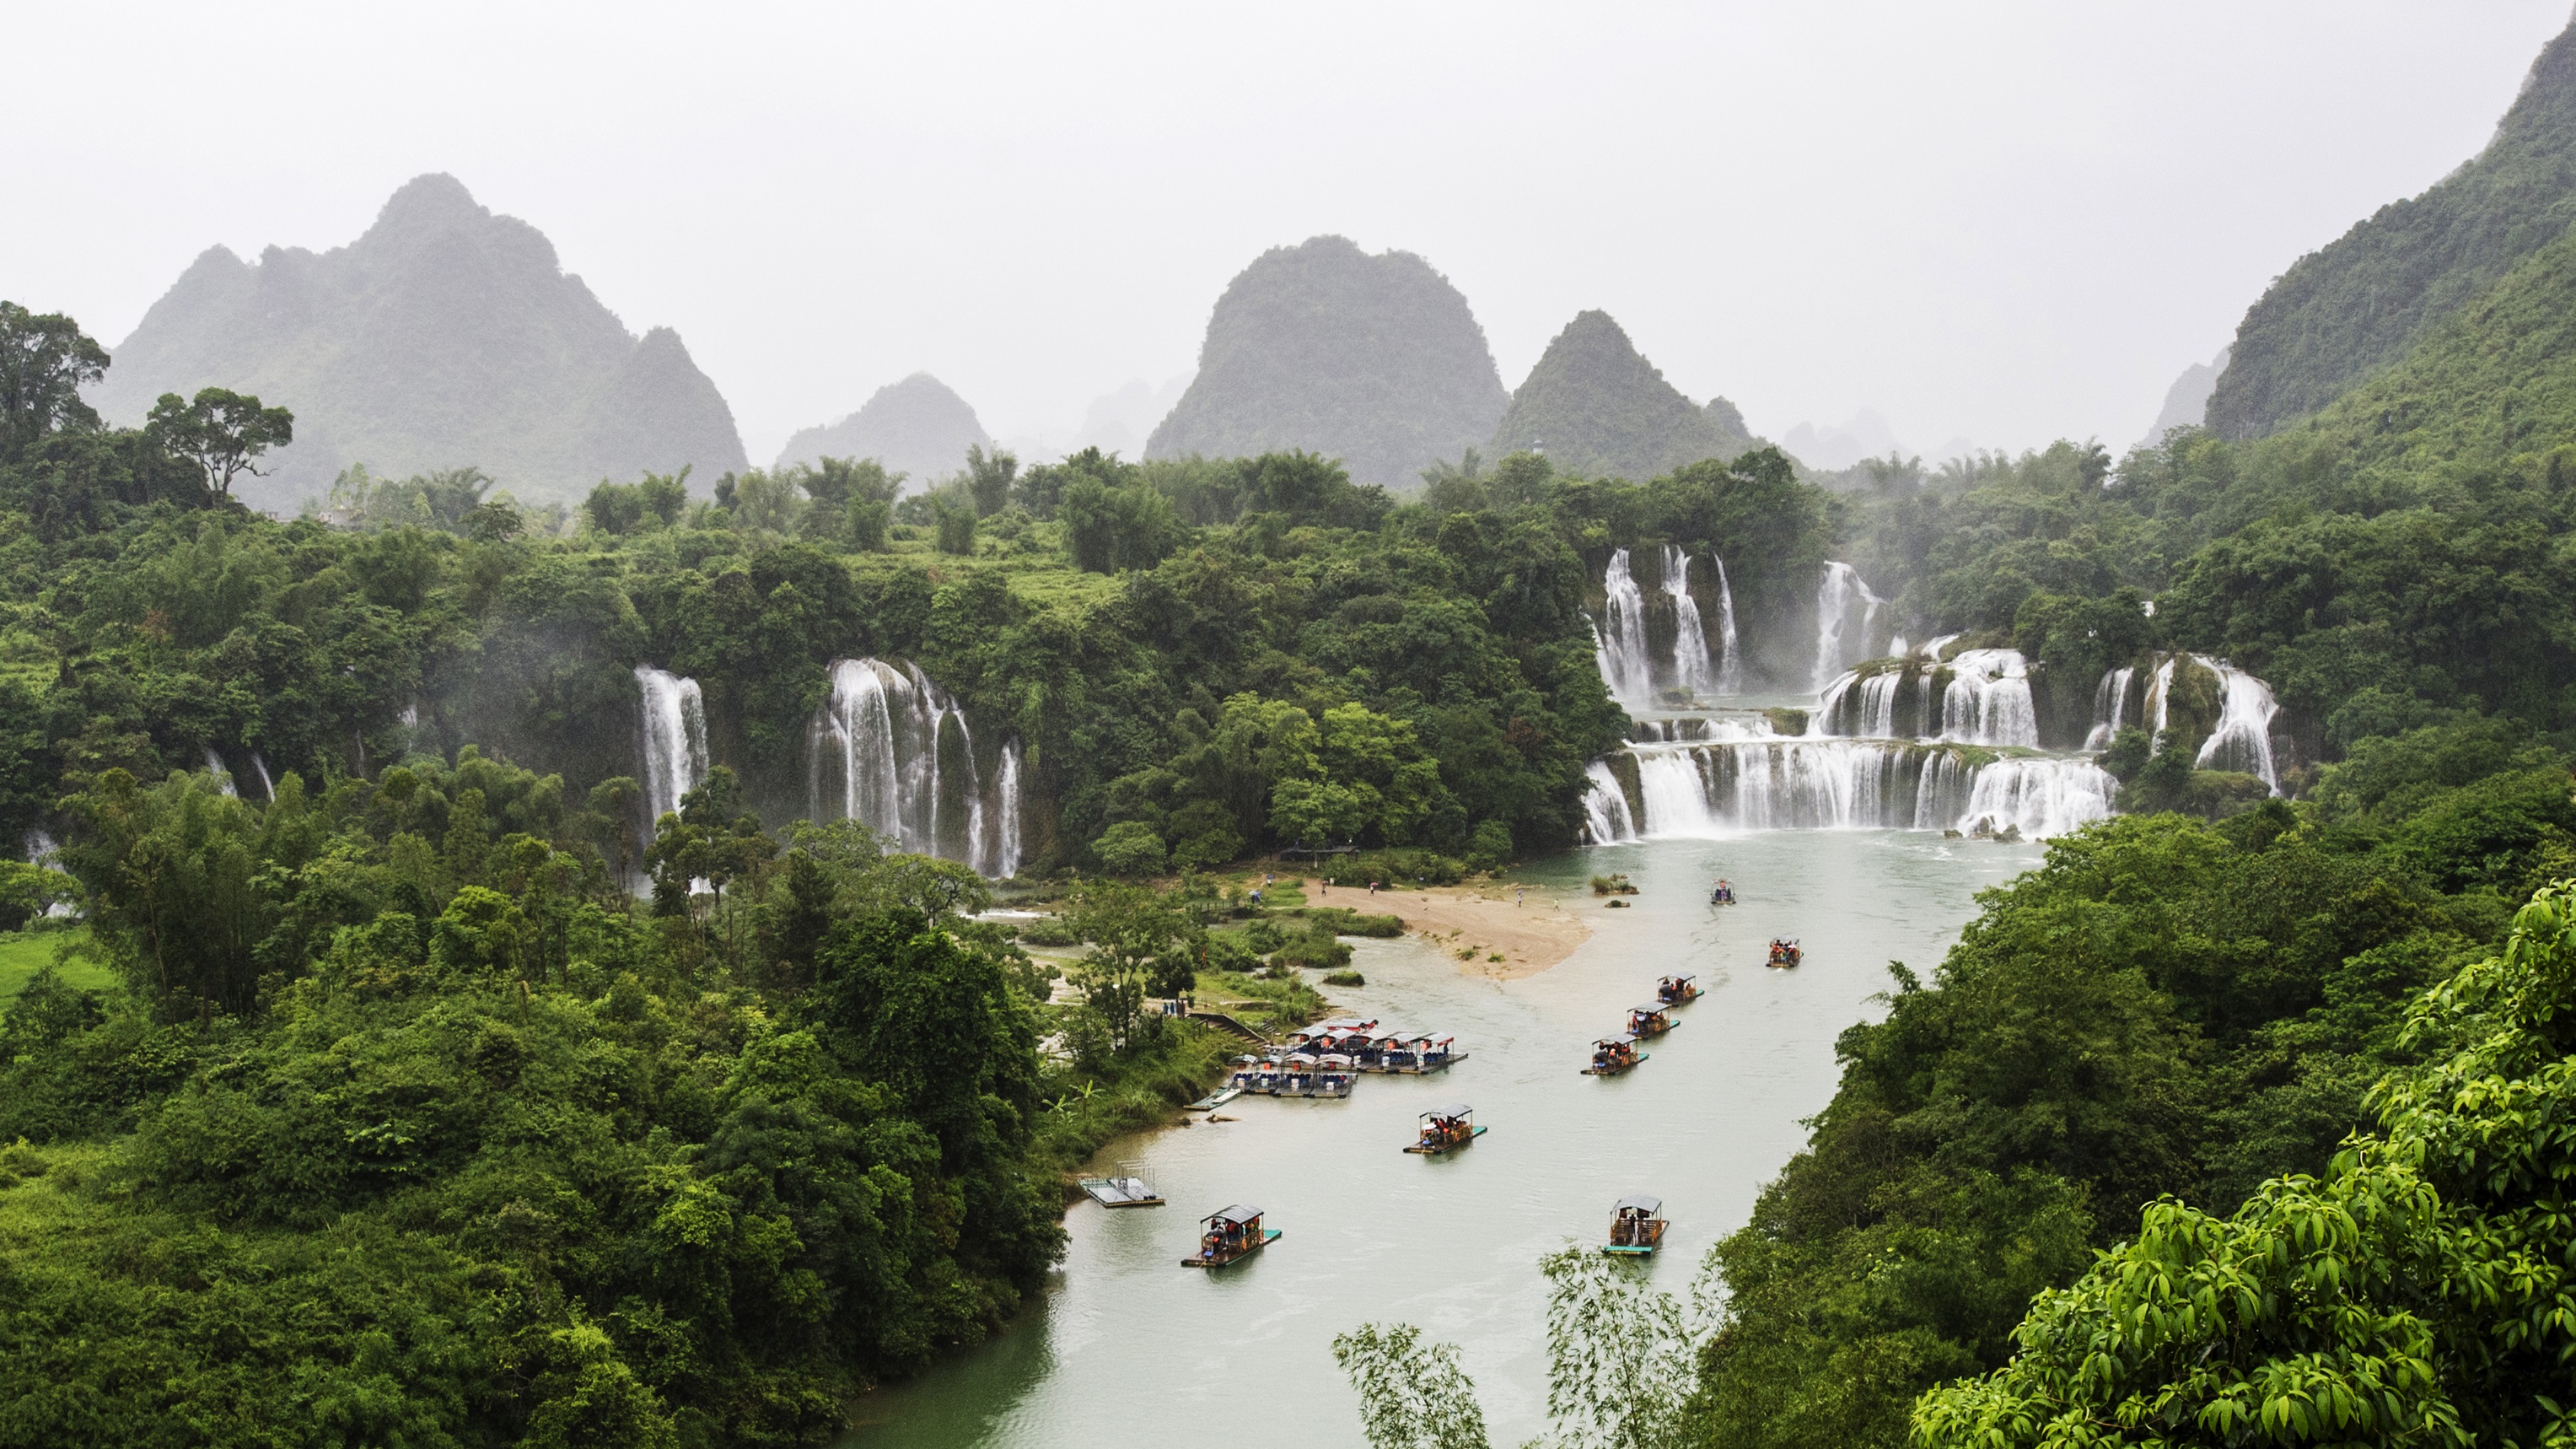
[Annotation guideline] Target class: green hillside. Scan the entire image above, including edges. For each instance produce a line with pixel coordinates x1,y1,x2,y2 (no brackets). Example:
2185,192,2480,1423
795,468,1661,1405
2208,16,2576,438
1145,236,1508,486
1491,310,1756,480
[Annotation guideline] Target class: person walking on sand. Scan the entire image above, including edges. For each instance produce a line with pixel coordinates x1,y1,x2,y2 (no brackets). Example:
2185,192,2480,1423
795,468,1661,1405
1515,886,1524,908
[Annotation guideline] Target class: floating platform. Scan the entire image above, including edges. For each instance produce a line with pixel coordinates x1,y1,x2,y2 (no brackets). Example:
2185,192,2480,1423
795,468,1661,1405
1185,1087,1243,1112
1182,1228,1281,1268
1078,1175,1164,1209
1581,1054,1649,1076
1403,1124,1487,1155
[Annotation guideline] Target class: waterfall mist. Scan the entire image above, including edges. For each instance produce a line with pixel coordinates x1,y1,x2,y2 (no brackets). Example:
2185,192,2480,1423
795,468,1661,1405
1810,561,1885,690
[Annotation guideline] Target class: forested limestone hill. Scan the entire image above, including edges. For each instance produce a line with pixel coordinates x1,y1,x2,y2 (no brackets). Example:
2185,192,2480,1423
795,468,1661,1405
1490,309,1756,480
1144,235,1508,486
94,174,748,512
775,372,992,489
2208,14,2576,439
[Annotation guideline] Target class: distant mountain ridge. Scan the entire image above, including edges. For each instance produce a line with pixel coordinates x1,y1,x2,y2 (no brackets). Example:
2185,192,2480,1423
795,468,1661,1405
776,373,990,489
1146,235,1507,485
1491,310,1756,479
94,174,747,511
2208,15,2576,439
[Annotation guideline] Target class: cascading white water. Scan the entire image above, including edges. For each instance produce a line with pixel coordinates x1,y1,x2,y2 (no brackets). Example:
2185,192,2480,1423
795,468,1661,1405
1579,760,1637,843
1711,556,1743,695
1584,741,2113,840
2196,660,2282,794
1661,546,1714,696
1597,549,1655,707
204,747,238,798
809,657,1024,875
1810,562,1885,690
2084,666,2138,750
251,753,274,800
2116,654,2281,794
634,665,710,830
981,741,1025,878
1938,649,2039,747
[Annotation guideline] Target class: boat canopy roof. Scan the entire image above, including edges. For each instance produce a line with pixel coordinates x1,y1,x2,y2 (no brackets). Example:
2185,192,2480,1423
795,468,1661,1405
1207,1204,1264,1225
1425,1104,1472,1120
1631,1004,1670,1015
1660,973,1695,984
1615,1193,1664,1215
1596,1034,1640,1048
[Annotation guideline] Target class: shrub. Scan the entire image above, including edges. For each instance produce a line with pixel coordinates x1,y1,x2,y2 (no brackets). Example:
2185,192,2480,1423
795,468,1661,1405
1322,970,1366,987
1303,908,1403,938
1018,916,1078,947
1091,822,1167,876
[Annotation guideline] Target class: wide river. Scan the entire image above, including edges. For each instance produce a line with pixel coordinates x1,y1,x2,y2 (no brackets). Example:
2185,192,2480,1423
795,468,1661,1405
843,829,2045,1447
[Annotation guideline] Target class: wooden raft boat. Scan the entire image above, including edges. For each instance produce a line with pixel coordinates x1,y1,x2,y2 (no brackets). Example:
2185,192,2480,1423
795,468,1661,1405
1656,973,1702,1005
1183,1204,1280,1268
1404,1104,1486,1155
1584,1034,1648,1075
1767,937,1803,968
1604,1193,1669,1256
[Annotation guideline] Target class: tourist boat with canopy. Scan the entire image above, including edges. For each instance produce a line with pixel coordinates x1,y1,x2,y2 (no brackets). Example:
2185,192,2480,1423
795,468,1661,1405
1584,1034,1647,1075
1603,1193,1668,1255
1767,937,1803,968
1627,1003,1677,1037
1182,1204,1280,1268
1403,1104,1486,1155
1655,974,1702,1005
1709,878,1736,905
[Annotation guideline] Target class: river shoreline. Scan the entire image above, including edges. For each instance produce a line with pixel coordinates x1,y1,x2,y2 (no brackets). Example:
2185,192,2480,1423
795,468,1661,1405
1310,876,1595,980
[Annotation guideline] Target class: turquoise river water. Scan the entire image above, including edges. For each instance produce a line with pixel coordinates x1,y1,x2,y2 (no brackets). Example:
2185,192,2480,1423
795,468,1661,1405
842,829,2045,1447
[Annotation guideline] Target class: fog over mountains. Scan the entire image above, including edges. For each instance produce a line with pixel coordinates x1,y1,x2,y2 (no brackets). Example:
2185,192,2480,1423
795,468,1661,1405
1491,310,1758,479
1145,235,1508,485
94,174,746,512
775,373,991,488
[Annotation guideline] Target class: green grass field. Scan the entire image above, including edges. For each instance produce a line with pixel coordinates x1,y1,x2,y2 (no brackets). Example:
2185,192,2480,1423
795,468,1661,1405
0,928,111,1003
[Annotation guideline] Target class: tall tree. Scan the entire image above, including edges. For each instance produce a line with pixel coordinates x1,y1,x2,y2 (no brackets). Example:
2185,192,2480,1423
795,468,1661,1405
0,300,110,462
146,387,294,498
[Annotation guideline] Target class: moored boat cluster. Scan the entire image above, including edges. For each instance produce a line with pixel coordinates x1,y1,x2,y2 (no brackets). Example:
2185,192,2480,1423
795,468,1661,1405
1223,1016,1467,1098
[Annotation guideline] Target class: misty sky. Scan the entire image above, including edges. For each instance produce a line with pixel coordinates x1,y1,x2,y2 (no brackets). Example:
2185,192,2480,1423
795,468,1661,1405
10,2,2570,467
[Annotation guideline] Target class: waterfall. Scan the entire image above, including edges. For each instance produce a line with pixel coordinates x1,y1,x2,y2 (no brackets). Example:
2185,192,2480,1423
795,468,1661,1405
204,747,238,798
809,657,1024,874
250,753,274,800
979,740,1026,878
2195,659,2282,794
1712,556,1743,695
1938,649,2038,747
1597,549,1655,707
1661,546,1715,696
634,665,710,829
1584,741,2112,839
1811,562,1885,690
1579,760,1637,843
2083,666,2137,751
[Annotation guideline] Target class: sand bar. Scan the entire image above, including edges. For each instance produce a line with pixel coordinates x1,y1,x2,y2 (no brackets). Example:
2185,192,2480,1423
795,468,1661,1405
1306,879,1592,980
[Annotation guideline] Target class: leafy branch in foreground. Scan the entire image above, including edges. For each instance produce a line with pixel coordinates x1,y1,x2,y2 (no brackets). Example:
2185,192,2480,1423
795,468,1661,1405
1912,882,2576,1448
1337,1242,1715,1449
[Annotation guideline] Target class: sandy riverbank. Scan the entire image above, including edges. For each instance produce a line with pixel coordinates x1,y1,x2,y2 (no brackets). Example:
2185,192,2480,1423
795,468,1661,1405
1304,879,1593,980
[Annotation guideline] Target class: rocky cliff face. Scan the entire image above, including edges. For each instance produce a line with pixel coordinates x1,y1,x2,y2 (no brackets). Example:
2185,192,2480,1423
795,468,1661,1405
1492,310,1755,479
2208,17,2576,439
774,372,990,488
94,173,746,511
1145,235,1507,485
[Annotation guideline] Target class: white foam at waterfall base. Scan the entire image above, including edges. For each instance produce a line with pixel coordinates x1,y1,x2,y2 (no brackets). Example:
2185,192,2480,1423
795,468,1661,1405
1712,556,1743,694
1589,741,2114,839
1811,561,1885,691
634,665,710,828
203,747,237,798
1596,548,1655,707
1661,545,1713,695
